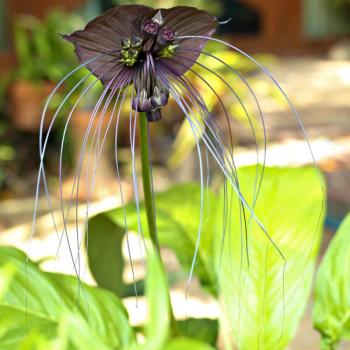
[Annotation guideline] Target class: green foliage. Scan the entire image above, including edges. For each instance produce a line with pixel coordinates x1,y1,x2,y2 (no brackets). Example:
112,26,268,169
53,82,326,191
87,165,325,349
13,11,84,83
164,337,215,350
177,318,218,346
0,122,15,190
10,9,103,123
313,213,350,349
0,246,134,349
330,0,350,9
217,166,325,350
86,214,128,297
112,0,223,16
0,165,325,348
0,245,216,349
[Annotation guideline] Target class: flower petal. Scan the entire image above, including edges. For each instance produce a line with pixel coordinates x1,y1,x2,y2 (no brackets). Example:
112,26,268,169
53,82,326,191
157,6,218,75
63,5,152,85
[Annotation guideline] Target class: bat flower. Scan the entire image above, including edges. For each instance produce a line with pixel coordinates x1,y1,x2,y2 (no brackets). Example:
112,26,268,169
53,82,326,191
33,7,322,343
63,5,217,121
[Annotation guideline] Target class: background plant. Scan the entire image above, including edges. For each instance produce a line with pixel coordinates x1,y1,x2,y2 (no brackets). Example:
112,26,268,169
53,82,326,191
112,0,223,16
313,213,350,350
13,11,84,84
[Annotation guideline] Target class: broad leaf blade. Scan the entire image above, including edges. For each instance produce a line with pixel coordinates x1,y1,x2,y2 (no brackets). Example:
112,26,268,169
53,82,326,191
217,166,325,350
313,213,350,349
86,214,127,296
0,246,134,348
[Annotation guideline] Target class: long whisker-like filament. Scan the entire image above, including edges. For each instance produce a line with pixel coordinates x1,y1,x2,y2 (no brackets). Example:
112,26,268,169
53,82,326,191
27,55,120,320
178,35,332,339
161,76,206,296
113,87,140,301
162,71,286,279
57,77,101,257
161,75,242,276
80,71,131,241
56,71,124,293
80,84,123,281
129,89,148,264
159,65,249,241
82,70,133,251
160,59,252,272
30,52,120,258
175,48,268,217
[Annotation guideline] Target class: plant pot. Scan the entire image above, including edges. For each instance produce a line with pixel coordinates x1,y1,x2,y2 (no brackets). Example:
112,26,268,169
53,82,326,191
7,80,54,132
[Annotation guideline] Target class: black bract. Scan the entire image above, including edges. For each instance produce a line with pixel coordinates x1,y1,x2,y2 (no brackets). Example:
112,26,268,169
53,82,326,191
64,5,217,121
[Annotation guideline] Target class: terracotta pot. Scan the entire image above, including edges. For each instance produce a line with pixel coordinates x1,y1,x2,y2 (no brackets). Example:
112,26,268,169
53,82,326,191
8,80,54,132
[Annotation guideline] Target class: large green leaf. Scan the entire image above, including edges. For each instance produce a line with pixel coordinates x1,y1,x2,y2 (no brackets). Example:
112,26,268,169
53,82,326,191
313,213,350,349
86,214,128,297
217,166,325,349
0,246,134,349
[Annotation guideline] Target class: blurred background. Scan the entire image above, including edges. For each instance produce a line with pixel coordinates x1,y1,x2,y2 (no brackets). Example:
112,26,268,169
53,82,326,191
0,0,349,349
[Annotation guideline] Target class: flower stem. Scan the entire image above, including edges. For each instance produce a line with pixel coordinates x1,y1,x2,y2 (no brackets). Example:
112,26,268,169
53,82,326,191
139,112,159,254
139,112,178,335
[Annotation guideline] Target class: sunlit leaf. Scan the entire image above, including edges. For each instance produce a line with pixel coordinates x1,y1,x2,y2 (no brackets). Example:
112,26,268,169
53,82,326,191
164,337,215,350
217,166,325,350
0,246,134,349
313,213,350,350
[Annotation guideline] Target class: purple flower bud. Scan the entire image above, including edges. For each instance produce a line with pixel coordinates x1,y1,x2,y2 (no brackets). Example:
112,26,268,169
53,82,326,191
139,99,152,112
151,86,162,107
144,20,159,36
131,35,143,47
138,89,152,111
146,110,162,122
132,97,140,110
160,27,176,42
160,92,169,106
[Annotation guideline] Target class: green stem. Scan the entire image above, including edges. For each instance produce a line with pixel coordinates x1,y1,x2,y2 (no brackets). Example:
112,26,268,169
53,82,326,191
139,112,159,254
139,112,178,335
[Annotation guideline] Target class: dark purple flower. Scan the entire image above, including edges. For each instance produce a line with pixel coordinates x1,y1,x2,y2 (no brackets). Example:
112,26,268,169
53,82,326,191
64,5,217,121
